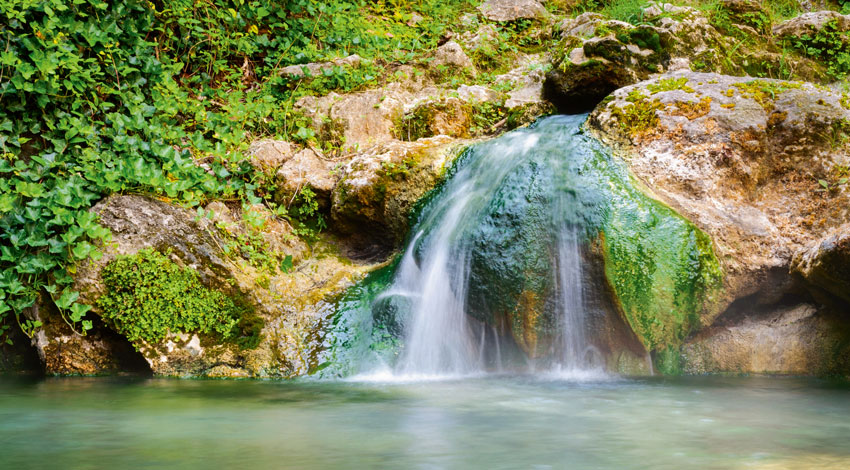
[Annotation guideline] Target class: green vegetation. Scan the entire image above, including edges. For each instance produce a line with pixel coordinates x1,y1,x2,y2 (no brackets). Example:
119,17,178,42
96,249,261,348
0,0,477,342
732,80,803,111
608,91,665,136
786,20,850,80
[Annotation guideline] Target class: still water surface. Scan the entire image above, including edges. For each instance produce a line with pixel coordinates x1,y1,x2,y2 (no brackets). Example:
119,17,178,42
2,375,849,469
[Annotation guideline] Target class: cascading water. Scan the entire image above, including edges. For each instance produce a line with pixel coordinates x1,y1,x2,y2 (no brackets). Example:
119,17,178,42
366,115,603,377
327,113,721,380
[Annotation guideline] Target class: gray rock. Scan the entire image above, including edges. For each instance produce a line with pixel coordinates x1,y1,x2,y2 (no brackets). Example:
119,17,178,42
773,11,850,38
280,54,362,78
478,0,548,22
275,148,337,208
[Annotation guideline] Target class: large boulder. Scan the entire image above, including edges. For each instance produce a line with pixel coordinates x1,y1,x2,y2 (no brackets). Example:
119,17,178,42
590,71,850,309
588,71,850,372
331,136,467,258
32,195,374,377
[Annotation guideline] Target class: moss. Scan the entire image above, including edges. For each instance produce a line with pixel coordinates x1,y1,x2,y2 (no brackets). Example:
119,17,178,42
601,196,723,353
615,27,662,53
609,92,665,137
647,77,694,94
671,96,712,120
841,93,850,111
732,79,803,112
96,249,262,349
654,346,684,375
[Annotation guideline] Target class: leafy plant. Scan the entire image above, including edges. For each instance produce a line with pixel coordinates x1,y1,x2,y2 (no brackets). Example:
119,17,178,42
0,0,478,343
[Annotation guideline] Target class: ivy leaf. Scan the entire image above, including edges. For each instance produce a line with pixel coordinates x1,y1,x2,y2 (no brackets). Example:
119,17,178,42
55,289,79,309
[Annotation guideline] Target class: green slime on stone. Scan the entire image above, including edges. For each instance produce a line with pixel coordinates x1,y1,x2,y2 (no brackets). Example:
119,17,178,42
324,115,723,375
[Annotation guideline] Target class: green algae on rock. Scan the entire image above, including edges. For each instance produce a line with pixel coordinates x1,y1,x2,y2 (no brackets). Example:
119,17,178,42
326,114,724,372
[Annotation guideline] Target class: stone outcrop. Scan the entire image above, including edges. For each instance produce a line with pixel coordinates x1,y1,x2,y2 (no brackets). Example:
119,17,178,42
546,6,729,111
32,195,375,377
331,136,468,257
588,71,850,373
681,304,850,375
773,10,850,39
792,223,850,305
478,0,549,22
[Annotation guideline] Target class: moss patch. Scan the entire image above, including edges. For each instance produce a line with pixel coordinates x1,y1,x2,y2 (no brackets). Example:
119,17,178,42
96,249,262,349
732,80,803,112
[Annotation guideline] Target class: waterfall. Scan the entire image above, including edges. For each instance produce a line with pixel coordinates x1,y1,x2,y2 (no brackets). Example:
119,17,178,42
368,115,603,377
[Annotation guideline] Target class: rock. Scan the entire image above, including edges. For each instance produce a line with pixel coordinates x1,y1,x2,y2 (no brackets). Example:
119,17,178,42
478,0,548,22
279,54,362,78
247,139,297,171
588,71,850,335
456,84,501,103
792,223,850,304
35,195,373,377
495,59,547,110
773,11,850,39
275,148,337,209
546,4,730,112
331,136,465,257
681,304,850,375
431,41,477,76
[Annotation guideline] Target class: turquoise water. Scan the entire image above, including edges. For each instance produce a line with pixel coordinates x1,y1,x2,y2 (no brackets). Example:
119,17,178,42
2,375,850,469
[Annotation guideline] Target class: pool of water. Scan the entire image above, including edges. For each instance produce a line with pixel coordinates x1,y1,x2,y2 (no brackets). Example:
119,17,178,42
2,374,850,469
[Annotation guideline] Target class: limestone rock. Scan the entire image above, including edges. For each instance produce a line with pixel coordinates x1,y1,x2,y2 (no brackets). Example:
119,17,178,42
478,0,548,22
773,11,850,39
331,136,465,256
35,195,372,377
279,54,362,78
681,304,850,375
247,139,297,171
546,4,729,111
275,148,337,208
792,223,850,304
588,71,850,324
431,41,477,75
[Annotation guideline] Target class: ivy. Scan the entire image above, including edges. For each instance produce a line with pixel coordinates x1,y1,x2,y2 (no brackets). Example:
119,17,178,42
0,0,477,343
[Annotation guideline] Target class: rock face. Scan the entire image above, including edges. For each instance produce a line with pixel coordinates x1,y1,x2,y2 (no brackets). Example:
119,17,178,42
33,195,375,377
478,0,549,22
773,11,850,39
275,148,336,209
588,71,850,373
546,6,728,111
331,136,467,257
681,304,850,375
792,223,850,305
546,4,830,112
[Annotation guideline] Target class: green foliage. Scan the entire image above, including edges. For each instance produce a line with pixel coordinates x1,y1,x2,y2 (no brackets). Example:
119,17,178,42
96,249,261,348
0,0,476,342
787,20,850,80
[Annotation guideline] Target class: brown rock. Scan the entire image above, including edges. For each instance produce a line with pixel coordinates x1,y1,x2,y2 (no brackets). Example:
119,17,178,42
682,304,850,375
